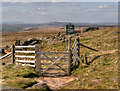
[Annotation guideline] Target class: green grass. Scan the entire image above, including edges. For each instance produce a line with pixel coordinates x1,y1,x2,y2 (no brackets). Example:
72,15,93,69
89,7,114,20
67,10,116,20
2,64,39,89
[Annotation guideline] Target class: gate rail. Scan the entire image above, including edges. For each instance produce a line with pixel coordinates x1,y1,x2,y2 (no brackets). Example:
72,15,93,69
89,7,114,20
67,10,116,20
36,51,69,75
12,45,38,68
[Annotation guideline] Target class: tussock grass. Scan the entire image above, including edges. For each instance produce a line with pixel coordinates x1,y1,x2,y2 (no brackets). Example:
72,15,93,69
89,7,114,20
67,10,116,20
2,65,39,88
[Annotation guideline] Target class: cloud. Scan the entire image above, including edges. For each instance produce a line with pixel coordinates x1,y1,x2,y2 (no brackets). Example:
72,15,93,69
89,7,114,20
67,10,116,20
73,8,82,10
84,9,97,12
71,3,80,6
52,0,73,2
21,10,35,15
2,0,120,2
98,4,115,9
73,8,97,12
39,12,47,15
37,8,44,10
4,2,34,5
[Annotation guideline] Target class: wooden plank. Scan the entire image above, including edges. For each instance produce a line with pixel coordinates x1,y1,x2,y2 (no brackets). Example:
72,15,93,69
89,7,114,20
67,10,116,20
16,60,35,63
41,63,67,65
11,45,15,64
41,58,67,60
68,35,72,75
38,52,68,54
73,52,77,66
22,64,35,67
15,50,35,53
72,43,77,52
42,72,66,75
74,52,83,64
41,68,67,70
43,54,67,72
0,52,12,60
35,45,41,75
72,39,77,49
15,46,35,48
15,55,35,58
42,54,65,73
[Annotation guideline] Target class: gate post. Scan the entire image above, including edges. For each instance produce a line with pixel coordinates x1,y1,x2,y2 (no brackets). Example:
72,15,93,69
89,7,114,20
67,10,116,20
11,45,15,64
77,37,80,65
68,35,72,75
35,45,41,76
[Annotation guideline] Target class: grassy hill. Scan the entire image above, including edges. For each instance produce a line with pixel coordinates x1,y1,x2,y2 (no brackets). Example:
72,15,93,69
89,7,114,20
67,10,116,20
61,27,118,89
2,27,118,89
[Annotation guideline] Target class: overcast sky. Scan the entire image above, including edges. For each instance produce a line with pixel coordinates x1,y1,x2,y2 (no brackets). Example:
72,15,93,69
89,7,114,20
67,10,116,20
2,2,118,23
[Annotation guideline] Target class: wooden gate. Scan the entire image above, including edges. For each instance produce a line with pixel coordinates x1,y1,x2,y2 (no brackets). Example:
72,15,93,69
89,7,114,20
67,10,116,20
12,45,39,67
36,51,69,76
12,44,71,76
71,37,82,68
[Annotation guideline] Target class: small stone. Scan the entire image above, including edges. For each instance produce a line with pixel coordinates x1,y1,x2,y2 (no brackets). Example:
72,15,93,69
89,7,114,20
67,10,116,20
32,82,49,90
2,63,5,65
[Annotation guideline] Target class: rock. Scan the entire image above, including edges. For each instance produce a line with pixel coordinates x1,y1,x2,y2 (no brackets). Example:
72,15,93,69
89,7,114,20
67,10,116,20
57,32,61,38
61,33,66,37
22,38,38,45
83,27,99,32
13,63,22,68
46,37,50,39
32,82,50,90
2,63,5,65
28,38,37,43
63,37,66,40
30,41,38,45
59,37,62,40
15,40,21,46
113,32,120,35
43,37,47,39
4,45,9,49
22,40,29,45
52,36,55,40
39,38,43,40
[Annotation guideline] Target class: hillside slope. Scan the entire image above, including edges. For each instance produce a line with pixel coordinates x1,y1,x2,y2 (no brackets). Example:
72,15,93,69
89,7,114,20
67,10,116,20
61,27,118,89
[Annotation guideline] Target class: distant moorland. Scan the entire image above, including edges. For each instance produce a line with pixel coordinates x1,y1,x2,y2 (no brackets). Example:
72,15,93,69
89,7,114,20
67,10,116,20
2,22,117,33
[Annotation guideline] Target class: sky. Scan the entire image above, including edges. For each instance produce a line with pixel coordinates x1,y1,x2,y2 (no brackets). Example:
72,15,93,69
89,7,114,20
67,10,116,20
2,1,118,24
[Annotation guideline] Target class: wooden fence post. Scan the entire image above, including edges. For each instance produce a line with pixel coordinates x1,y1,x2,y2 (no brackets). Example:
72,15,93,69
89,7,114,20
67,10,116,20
77,37,80,66
68,35,72,75
11,45,15,64
35,45,41,75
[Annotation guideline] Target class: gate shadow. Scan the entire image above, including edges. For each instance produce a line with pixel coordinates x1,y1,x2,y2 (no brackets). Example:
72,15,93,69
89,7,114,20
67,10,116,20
71,54,103,70
86,55,102,65
42,73,67,78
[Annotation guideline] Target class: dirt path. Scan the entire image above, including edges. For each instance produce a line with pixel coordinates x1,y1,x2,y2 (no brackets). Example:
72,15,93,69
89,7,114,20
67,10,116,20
34,70,75,89
35,76,75,89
